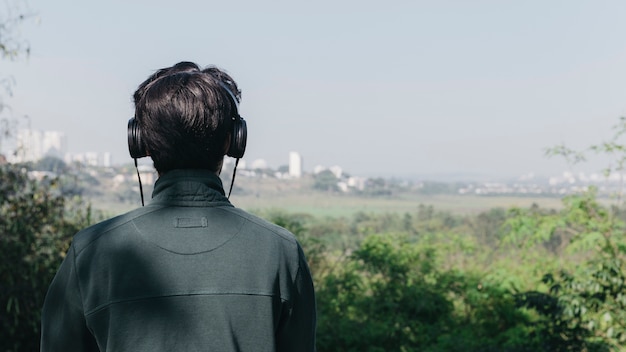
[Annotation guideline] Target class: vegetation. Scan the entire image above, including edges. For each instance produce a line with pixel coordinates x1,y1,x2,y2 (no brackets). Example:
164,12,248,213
0,0,32,153
2,154,626,350
0,164,94,351
259,186,625,351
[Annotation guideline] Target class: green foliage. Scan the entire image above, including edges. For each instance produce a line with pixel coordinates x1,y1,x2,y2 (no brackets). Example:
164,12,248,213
313,233,545,352
261,209,311,238
0,164,93,351
0,1,31,61
504,188,626,350
503,203,564,252
361,177,393,196
264,182,624,350
313,170,340,192
316,234,450,351
1,1,32,150
416,181,463,195
33,156,68,174
588,117,626,182
546,116,626,203
470,207,508,246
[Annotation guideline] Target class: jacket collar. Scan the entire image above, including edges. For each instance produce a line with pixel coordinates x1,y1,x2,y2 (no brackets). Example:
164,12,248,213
150,169,232,207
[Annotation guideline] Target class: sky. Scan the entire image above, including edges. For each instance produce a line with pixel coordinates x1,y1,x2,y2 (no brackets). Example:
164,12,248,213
2,0,626,180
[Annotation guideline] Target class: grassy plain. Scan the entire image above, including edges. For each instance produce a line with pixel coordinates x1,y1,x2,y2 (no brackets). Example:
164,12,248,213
230,176,564,217
234,192,564,217
90,175,566,218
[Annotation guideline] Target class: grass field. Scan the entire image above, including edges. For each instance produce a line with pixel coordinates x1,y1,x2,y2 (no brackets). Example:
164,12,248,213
91,192,565,219
228,176,566,217
232,192,565,218
90,175,568,218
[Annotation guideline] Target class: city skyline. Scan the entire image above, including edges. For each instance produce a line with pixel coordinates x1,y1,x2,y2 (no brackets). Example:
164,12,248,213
4,125,625,186
6,125,626,201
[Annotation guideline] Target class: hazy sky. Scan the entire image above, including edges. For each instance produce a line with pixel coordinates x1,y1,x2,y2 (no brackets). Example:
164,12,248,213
3,0,626,179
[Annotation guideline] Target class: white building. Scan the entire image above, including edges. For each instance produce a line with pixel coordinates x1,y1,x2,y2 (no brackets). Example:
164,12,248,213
135,164,156,185
251,158,268,170
102,152,112,167
223,157,247,170
313,165,326,174
65,152,112,167
329,165,343,179
11,129,67,163
42,131,67,159
347,176,366,190
289,151,303,178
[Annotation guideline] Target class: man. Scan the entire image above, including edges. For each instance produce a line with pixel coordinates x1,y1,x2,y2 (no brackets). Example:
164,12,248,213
41,62,317,351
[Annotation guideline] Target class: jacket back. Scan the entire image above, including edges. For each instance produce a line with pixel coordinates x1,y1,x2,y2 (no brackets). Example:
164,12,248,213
40,169,316,352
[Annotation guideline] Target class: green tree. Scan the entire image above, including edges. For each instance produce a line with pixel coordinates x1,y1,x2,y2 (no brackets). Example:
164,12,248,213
315,234,452,351
0,2,31,60
33,155,68,173
506,118,626,350
470,207,508,247
0,164,93,351
313,170,339,192
506,189,622,351
313,232,543,352
1,0,33,156
363,177,392,196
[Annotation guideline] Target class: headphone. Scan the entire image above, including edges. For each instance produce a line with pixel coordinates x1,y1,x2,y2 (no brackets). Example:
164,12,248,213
127,82,247,159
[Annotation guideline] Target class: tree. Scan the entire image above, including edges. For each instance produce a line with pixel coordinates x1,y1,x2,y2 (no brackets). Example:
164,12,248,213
546,116,626,205
0,164,93,351
0,0,33,156
0,1,31,60
313,233,545,352
504,189,622,351
33,155,68,173
313,170,340,192
506,119,626,350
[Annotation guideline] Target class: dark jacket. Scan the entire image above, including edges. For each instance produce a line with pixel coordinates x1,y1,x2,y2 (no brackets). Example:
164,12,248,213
41,169,316,352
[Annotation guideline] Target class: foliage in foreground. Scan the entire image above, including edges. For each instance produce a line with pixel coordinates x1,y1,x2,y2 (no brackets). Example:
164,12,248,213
268,187,626,351
506,190,626,351
0,164,93,352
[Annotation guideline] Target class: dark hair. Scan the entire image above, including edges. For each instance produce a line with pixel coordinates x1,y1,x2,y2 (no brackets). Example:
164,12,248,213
133,62,241,173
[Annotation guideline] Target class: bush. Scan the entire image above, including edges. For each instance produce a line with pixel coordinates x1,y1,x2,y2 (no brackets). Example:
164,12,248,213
0,164,93,351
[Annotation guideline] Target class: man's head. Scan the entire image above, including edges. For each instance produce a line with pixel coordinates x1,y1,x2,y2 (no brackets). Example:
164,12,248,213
132,61,241,174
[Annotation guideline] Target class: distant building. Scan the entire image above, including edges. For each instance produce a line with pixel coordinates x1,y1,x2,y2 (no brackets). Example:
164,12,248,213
223,157,247,170
102,152,112,167
313,165,326,174
65,151,112,167
289,151,303,178
135,164,156,185
11,129,67,163
66,152,98,166
6,128,117,167
42,131,67,159
329,165,342,179
313,164,344,179
347,176,366,191
251,159,268,170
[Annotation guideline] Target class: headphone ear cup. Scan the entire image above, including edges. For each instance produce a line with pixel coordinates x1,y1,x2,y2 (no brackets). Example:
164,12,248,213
128,117,148,158
227,117,247,158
